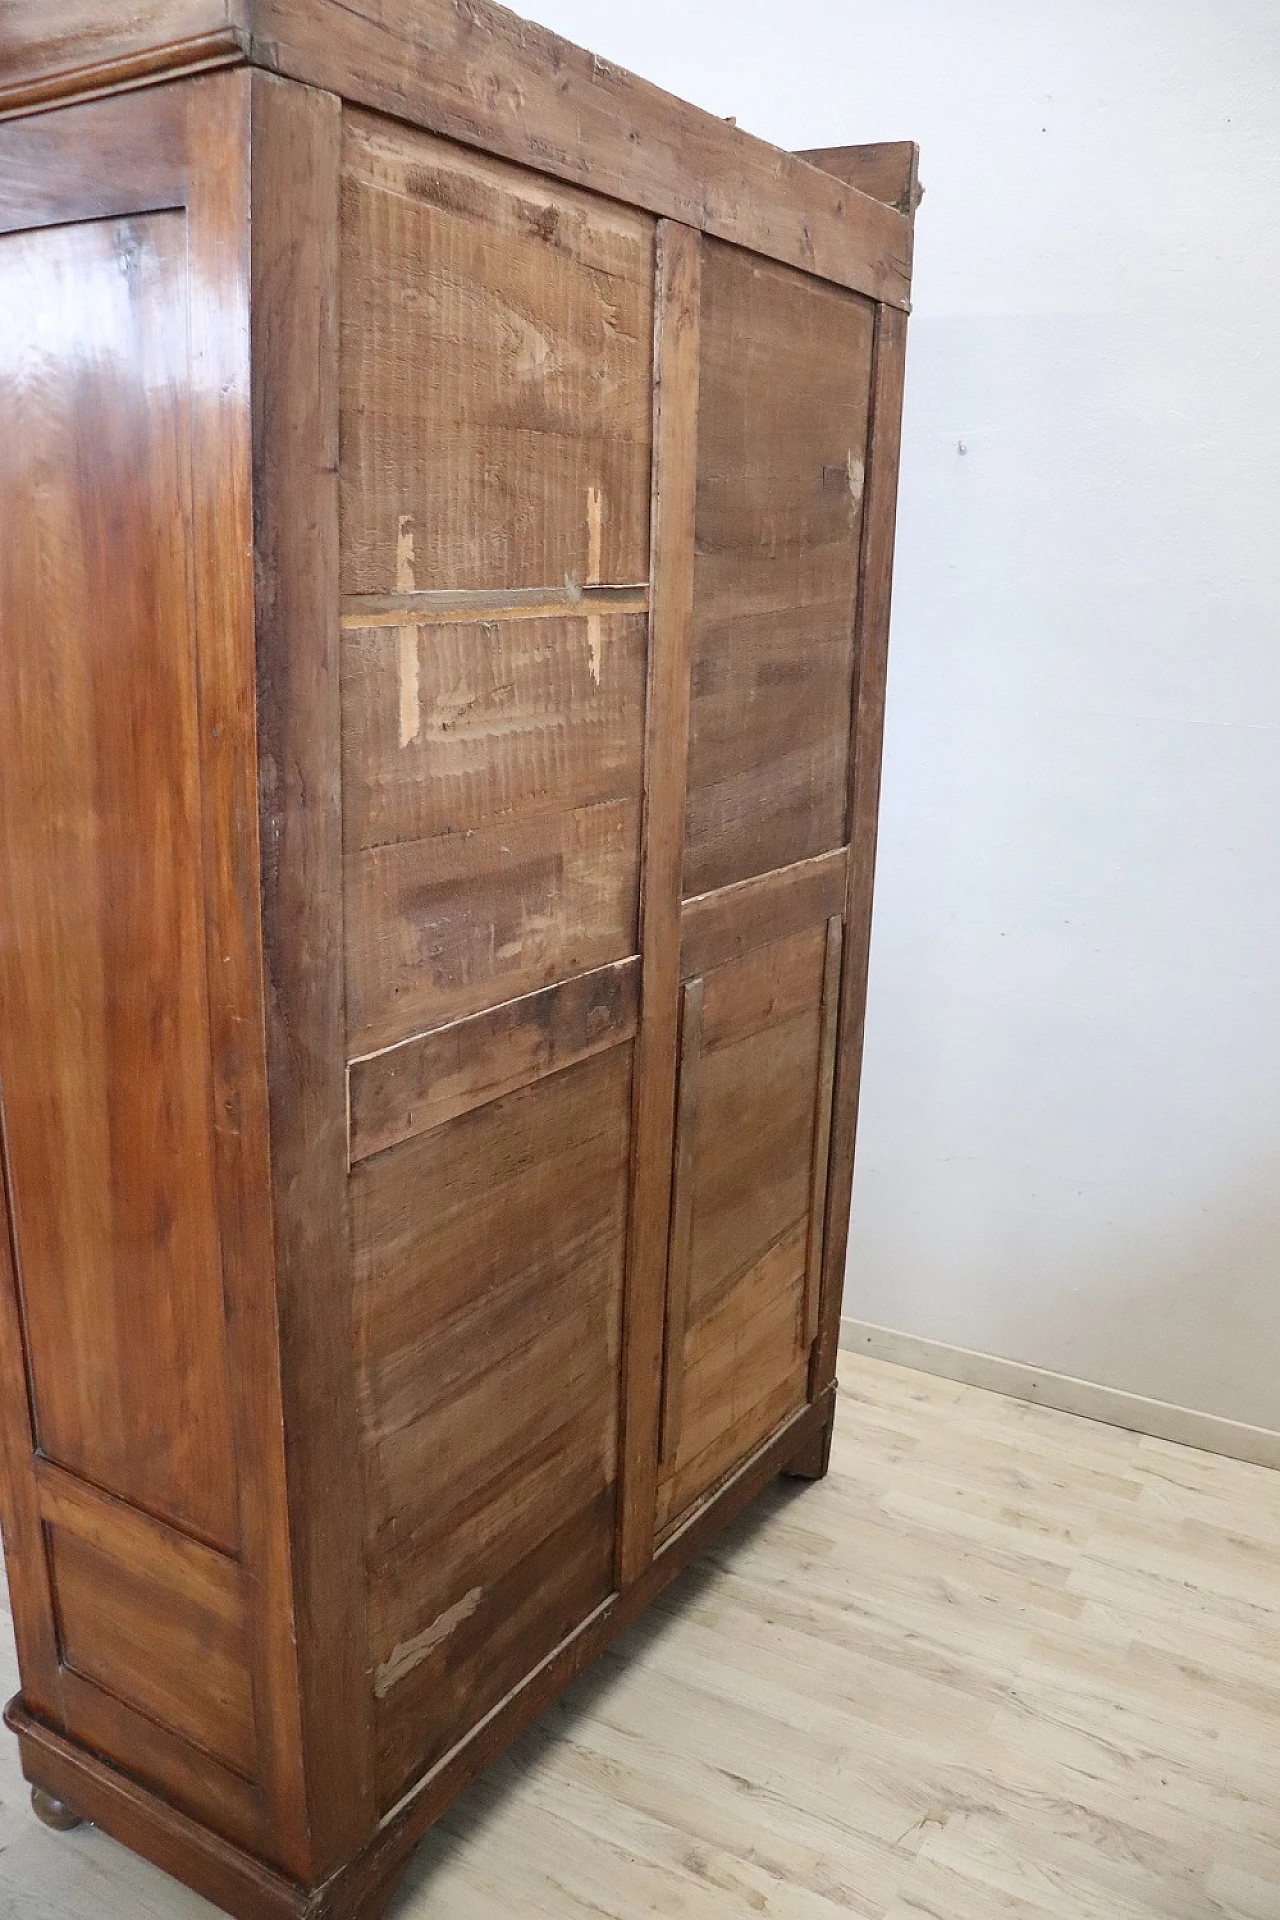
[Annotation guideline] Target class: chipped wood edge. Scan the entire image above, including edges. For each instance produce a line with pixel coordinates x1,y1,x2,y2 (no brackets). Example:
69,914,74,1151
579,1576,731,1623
840,1320,1280,1470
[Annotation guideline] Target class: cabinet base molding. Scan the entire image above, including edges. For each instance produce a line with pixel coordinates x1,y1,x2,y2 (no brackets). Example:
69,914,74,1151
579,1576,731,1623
840,1319,1280,1470
6,1390,833,1920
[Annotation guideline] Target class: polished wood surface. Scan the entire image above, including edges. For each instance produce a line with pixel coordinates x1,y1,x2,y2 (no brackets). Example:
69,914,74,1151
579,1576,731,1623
0,204,238,1551
0,15,914,1915
10,1364,1280,1919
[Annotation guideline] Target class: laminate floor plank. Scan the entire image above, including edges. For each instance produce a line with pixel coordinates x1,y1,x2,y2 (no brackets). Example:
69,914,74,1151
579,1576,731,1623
3,1354,1280,1916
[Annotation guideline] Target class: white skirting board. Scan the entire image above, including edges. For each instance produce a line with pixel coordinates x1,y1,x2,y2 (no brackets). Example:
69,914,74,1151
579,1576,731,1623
839,1318,1280,1471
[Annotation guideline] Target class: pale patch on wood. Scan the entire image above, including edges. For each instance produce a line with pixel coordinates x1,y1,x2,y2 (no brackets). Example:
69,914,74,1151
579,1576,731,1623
396,514,419,748
847,450,866,505
586,484,604,685
374,1585,484,1698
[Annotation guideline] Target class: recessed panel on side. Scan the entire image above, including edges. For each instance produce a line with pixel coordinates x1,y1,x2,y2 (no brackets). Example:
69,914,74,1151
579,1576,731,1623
657,925,833,1532
0,212,240,1554
352,1047,631,1811
683,239,876,898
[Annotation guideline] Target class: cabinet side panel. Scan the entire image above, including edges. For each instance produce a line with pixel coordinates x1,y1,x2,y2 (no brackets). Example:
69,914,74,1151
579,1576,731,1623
0,210,240,1553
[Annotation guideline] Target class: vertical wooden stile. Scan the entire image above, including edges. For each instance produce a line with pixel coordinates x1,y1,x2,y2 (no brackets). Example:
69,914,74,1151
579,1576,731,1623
810,303,909,1400
657,977,704,1468
802,917,845,1350
250,70,377,1876
617,220,702,1587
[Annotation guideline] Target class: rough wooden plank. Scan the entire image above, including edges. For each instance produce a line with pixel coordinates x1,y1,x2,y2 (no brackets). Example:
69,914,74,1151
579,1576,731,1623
658,978,704,1470
803,916,845,1349
352,1047,631,1812
249,68,375,1877
341,612,647,857
252,0,911,304
348,957,641,1163
812,303,910,1402
799,141,922,217
683,240,876,897
345,798,641,1056
656,1225,811,1533
616,219,701,1588
341,584,648,628
340,110,654,596
679,847,848,980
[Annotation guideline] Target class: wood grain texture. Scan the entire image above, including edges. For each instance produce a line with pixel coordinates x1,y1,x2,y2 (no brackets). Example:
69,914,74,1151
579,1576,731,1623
309,1393,832,1920
1,1391,831,1919
799,140,922,216
0,80,191,231
683,239,876,897
46,1525,254,1778
348,957,640,1163
346,799,642,1056
0,2,247,120
249,69,375,1879
658,979,704,1470
0,204,240,1551
616,220,701,1587
679,847,848,981
341,612,648,856
252,0,911,304
656,924,829,1532
351,1047,632,1812
812,303,910,1403
340,110,653,595
189,69,316,1880
802,916,845,1349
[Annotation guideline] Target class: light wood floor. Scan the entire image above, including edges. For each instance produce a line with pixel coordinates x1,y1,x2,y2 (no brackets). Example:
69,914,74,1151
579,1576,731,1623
4,1355,1280,1917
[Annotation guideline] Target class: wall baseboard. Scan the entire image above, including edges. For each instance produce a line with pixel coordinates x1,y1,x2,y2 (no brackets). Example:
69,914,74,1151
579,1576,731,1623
839,1318,1280,1471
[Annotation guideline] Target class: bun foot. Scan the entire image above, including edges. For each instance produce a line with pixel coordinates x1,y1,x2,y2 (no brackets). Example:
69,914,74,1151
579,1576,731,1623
31,1785,82,1832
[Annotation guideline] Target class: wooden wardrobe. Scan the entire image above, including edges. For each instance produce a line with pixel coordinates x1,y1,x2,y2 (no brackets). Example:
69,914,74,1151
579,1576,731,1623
0,6,918,1915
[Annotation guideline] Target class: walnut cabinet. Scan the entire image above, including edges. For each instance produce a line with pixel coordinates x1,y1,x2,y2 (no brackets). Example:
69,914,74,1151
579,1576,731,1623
0,7,917,1915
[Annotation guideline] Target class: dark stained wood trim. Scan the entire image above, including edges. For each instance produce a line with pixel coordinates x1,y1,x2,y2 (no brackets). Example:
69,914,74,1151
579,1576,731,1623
317,1387,835,1920
33,1458,243,1610
5,1693,308,1920
250,0,910,305
348,958,641,1164
617,219,702,1589
185,68,317,1882
249,68,378,1882
57,1668,270,1859
799,142,922,218
679,848,849,980
0,1129,64,1726
811,303,909,1401
658,978,704,1468
0,25,248,123
802,917,844,1350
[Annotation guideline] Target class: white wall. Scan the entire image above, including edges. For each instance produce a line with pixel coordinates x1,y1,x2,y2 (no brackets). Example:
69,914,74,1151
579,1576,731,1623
530,2,1280,1428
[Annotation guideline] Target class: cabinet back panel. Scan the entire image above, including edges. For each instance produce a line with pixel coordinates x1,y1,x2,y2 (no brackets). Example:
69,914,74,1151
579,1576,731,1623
340,112,654,596
352,1046,630,1810
683,240,875,898
0,211,240,1553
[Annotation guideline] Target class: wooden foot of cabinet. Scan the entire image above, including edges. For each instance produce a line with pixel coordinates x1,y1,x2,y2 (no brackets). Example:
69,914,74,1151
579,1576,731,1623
30,1785,83,1832
782,1398,837,1481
